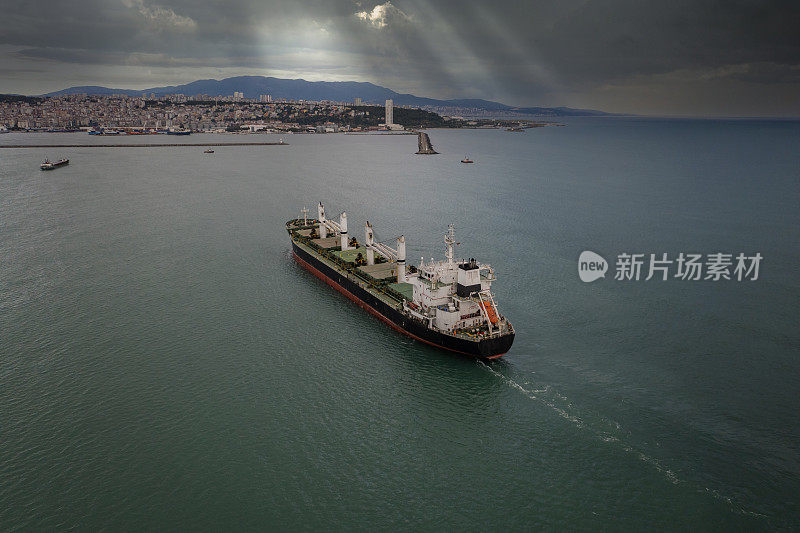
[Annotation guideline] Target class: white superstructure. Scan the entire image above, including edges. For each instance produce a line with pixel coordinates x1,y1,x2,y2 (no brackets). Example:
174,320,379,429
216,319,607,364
397,225,503,334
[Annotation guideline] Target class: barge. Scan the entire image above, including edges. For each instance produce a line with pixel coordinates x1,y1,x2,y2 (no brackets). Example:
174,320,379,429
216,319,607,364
40,158,69,170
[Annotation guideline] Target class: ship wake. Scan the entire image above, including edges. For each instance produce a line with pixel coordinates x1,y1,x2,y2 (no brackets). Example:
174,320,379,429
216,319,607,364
477,360,767,521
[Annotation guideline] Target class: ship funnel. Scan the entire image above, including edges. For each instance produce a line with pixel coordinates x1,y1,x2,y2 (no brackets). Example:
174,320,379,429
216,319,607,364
365,221,375,265
340,212,349,250
397,235,406,283
317,202,327,238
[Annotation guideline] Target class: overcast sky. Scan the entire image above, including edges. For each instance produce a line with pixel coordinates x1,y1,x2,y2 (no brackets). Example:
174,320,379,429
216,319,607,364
1,0,798,116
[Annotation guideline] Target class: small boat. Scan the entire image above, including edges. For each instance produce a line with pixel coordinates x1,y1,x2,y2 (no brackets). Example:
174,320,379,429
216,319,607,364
203,148,214,154
41,158,69,170
88,128,120,135
461,156,474,163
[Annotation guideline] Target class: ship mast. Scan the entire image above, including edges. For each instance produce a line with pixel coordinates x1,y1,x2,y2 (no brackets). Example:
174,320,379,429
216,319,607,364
317,202,327,238
444,224,455,264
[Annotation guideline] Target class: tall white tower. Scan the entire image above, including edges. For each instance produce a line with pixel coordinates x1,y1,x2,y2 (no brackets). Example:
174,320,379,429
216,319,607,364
317,202,327,238
365,221,375,265
340,212,350,250
385,99,393,126
396,235,406,283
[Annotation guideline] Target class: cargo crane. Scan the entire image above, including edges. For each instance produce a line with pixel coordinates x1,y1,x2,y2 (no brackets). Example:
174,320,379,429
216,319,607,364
317,202,352,250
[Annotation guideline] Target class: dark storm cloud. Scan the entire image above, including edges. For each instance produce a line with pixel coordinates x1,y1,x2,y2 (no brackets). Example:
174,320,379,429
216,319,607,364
382,0,800,94
0,0,798,114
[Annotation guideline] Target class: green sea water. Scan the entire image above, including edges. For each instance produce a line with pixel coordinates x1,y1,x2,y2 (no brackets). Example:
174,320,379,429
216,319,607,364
1,120,799,530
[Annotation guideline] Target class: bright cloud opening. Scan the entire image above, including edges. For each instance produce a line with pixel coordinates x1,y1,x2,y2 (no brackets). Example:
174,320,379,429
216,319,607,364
355,2,410,29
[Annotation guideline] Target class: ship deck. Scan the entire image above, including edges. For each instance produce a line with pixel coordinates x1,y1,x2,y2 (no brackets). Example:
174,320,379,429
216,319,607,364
292,238,404,309
312,236,340,249
357,263,396,280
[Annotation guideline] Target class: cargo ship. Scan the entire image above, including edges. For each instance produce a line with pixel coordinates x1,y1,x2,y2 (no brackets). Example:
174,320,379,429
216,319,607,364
40,158,69,170
287,203,515,358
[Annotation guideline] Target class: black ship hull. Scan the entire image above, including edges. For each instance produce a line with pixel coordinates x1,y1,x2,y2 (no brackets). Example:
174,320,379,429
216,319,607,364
291,241,514,359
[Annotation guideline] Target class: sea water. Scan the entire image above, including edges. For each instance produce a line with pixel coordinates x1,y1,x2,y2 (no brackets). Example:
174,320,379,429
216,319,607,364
1,119,799,529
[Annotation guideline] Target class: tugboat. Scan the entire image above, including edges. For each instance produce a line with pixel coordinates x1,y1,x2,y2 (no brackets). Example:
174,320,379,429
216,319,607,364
286,203,515,358
203,148,215,153
461,156,474,163
41,158,69,170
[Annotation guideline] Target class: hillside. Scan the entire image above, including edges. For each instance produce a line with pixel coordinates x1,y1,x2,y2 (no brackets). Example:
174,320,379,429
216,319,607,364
44,76,615,117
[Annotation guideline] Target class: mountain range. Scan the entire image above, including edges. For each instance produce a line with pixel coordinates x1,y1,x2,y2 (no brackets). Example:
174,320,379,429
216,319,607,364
43,76,613,117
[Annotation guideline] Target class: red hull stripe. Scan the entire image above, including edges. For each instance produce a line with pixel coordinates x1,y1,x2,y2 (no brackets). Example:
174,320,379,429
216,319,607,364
293,250,504,359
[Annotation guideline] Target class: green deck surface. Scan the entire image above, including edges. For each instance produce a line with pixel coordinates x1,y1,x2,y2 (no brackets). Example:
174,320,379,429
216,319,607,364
388,282,414,301
333,247,387,264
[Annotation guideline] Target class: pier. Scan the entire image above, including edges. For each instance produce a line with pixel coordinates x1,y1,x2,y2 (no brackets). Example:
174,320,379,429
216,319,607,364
0,142,288,149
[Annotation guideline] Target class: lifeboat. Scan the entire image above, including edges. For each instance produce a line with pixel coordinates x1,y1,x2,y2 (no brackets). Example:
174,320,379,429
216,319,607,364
482,300,499,325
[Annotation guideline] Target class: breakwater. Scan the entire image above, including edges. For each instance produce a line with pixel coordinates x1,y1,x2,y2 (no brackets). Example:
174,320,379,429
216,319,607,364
415,132,438,154
0,142,287,149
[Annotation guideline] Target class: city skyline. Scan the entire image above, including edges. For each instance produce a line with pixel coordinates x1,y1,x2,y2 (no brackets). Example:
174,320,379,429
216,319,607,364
1,1,799,116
